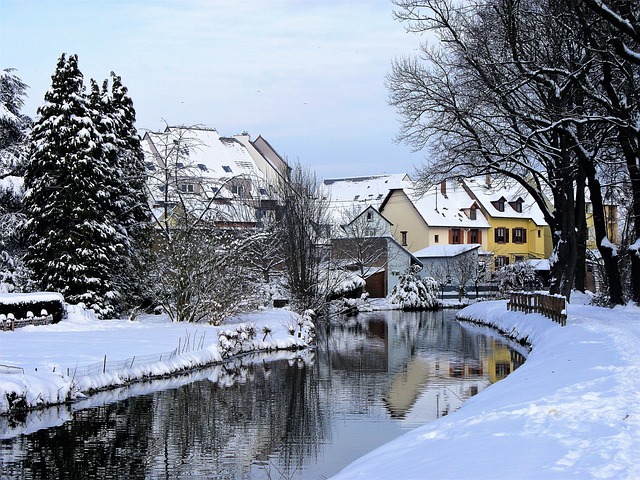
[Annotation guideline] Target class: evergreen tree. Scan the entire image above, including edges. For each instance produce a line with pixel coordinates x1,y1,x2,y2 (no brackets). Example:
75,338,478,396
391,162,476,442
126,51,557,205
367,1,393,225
0,68,31,292
108,72,152,308
23,53,123,317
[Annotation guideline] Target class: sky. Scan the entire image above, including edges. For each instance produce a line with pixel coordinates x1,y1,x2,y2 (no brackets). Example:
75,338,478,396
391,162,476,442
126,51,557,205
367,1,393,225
0,0,427,180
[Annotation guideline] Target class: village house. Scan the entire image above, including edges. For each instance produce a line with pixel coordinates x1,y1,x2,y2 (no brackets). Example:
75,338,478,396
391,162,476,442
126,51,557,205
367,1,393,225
142,126,287,229
329,205,421,298
462,176,552,272
378,180,491,254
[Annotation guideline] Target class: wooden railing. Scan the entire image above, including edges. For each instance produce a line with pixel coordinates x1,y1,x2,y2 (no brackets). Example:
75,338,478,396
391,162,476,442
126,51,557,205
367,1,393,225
507,292,567,326
1,312,54,331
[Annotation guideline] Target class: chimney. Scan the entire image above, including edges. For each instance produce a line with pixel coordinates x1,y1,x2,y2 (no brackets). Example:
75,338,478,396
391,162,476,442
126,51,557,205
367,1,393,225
485,174,491,187
440,180,447,197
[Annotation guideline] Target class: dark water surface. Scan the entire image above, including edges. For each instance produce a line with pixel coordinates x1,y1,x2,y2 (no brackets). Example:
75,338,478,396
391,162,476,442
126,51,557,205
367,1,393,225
0,309,525,479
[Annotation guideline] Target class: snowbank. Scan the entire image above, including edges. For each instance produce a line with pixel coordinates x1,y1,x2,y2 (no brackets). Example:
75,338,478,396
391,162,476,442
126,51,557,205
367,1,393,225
333,296,640,479
0,305,315,415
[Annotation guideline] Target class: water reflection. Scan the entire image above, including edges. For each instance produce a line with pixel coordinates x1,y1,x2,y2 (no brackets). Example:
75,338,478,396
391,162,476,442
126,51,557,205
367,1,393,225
1,310,525,479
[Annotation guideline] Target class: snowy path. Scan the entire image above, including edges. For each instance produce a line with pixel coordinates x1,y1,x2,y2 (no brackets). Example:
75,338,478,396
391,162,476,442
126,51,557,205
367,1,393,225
332,297,640,479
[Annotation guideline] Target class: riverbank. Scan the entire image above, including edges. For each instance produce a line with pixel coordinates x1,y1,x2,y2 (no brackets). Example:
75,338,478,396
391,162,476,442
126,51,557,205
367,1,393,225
332,293,640,479
0,306,314,415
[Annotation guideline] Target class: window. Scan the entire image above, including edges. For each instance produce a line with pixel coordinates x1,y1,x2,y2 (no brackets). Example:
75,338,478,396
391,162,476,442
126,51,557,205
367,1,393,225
495,255,509,269
469,206,477,220
176,162,184,169
401,231,408,246
469,229,481,244
513,199,523,213
495,227,509,243
492,198,506,212
222,165,233,173
259,187,267,195
434,234,439,244
538,229,541,238
367,210,373,222
231,185,245,197
512,227,527,244
179,184,194,193
197,163,208,172
450,228,461,244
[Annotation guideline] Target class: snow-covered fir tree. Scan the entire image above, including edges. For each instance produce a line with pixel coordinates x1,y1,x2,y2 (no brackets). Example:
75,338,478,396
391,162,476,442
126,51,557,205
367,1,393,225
23,54,124,317
0,68,31,292
107,72,152,308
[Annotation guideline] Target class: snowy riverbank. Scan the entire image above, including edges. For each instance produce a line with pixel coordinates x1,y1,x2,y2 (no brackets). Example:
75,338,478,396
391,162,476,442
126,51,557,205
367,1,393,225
333,294,640,479
0,306,314,415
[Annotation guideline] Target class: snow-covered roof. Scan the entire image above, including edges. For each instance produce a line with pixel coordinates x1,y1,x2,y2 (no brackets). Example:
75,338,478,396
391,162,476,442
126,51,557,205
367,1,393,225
408,180,491,228
323,174,410,226
527,259,550,271
413,243,481,259
324,173,410,207
144,126,265,180
143,126,273,205
463,176,548,226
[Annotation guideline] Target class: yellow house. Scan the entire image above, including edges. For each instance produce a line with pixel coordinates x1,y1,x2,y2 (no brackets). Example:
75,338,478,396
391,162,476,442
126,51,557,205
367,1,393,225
462,177,553,271
586,202,618,249
379,180,491,254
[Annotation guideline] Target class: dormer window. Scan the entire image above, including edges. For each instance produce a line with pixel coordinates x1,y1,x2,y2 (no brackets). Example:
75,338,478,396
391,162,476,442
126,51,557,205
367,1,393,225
510,198,524,213
492,197,506,212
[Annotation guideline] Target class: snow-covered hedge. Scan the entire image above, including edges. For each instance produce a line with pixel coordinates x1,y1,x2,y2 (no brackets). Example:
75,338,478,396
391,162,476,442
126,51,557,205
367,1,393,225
388,266,439,310
0,292,66,323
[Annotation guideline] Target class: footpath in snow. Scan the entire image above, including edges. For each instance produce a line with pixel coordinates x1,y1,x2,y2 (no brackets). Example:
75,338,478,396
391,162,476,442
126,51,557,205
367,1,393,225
0,306,314,416
333,294,640,480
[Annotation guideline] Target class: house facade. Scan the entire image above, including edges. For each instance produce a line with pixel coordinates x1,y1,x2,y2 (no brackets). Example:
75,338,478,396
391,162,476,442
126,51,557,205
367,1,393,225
379,180,491,254
330,206,421,297
461,177,552,271
142,126,286,229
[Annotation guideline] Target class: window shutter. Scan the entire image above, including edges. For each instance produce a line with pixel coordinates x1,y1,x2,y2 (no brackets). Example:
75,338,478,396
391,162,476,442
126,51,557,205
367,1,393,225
477,230,482,244
522,228,527,243
494,228,498,243
449,229,454,244
505,228,510,243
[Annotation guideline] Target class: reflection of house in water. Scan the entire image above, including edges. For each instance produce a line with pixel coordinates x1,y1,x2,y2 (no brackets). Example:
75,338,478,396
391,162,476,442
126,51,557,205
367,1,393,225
383,354,489,420
324,310,523,423
487,342,526,383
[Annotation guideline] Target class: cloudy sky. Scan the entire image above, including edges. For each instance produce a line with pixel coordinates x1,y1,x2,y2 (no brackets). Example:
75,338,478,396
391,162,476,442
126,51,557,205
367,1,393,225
1,0,426,179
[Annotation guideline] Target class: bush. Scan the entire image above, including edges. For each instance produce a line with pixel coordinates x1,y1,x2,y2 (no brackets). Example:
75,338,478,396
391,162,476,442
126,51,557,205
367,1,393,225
388,265,439,310
495,262,542,294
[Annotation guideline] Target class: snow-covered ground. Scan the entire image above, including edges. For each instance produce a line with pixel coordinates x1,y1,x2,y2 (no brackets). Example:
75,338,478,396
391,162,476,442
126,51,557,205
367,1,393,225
0,305,314,415
333,293,640,479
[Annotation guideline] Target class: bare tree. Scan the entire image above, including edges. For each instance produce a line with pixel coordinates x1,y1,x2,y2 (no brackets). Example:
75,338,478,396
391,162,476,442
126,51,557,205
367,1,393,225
330,205,393,291
275,161,332,312
389,0,629,303
145,126,273,323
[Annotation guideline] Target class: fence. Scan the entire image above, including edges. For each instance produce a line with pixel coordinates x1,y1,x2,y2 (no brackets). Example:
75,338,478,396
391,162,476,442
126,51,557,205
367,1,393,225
507,291,567,326
1,313,54,331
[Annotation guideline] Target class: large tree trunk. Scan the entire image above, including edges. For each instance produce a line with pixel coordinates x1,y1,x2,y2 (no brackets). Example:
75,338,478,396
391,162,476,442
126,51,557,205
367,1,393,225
574,167,587,293
581,159,625,304
549,173,578,301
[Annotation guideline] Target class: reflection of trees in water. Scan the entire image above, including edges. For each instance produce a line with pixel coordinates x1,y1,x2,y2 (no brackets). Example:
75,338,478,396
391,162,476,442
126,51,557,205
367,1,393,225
1,357,327,480
0,397,155,479
146,358,327,479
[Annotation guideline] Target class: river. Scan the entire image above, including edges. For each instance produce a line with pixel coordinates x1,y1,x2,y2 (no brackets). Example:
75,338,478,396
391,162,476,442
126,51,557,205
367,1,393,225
0,309,526,479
